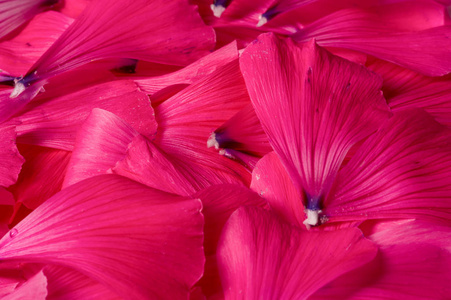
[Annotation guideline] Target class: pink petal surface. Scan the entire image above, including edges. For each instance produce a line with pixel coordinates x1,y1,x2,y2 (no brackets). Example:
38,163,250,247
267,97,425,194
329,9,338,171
251,152,303,226
0,0,61,40
8,144,70,215
217,206,378,299
0,125,24,187
13,79,157,150
325,109,451,224
21,0,215,85
0,11,72,75
44,265,121,300
209,103,272,170
388,75,451,127
2,270,47,300
62,108,139,188
135,41,239,95
154,60,252,187
0,174,205,300
193,184,266,297
312,220,451,299
292,8,451,76
240,33,390,219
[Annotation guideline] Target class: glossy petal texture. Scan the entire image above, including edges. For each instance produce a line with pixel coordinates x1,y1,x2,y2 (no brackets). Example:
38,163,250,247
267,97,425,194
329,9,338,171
251,152,303,226
8,145,70,216
292,8,451,76
2,270,47,300
240,33,390,214
0,0,59,40
44,265,121,300
194,184,266,297
154,60,252,187
23,0,215,83
0,174,204,300
0,11,72,75
0,125,24,187
210,103,272,170
13,80,157,150
136,41,238,95
325,109,451,224
312,220,451,299
217,206,378,299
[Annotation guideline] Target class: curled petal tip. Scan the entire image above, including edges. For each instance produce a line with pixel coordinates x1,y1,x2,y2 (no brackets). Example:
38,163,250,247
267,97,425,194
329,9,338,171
210,4,226,18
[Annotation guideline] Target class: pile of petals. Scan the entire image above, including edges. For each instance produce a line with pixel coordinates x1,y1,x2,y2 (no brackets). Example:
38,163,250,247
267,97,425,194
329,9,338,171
0,0,450,299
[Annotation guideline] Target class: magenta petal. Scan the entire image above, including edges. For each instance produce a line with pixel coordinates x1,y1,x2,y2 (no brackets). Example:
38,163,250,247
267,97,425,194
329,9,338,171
240,33,390,222
2,270,47,300
217,206,378,299
44,265,120,300
14,80,157,150
0,125,24,187
0,174,204,300
62,108,139,188
0,11,72,75
136,41,239,95
0,0,60,40
251,152,303,226
22,0,214,84
154,60,252,187
8,144,71,213
293,8,451,76
326,109,451,224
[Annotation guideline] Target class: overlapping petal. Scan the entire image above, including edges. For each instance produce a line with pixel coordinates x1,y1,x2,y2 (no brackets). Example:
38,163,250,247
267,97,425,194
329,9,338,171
0,174,205,300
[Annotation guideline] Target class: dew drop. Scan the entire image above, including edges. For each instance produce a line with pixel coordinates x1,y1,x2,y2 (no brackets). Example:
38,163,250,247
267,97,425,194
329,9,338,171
9,228,18,238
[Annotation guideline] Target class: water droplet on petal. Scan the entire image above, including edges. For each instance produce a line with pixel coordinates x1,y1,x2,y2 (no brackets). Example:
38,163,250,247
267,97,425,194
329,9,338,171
9,228,18,238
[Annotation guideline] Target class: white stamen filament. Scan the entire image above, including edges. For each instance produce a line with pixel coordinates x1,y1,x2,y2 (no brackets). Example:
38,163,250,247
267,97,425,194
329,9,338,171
210,4,226,18
10,81,26,98
256,15,268,27
207,133,220,149
303,209,321,229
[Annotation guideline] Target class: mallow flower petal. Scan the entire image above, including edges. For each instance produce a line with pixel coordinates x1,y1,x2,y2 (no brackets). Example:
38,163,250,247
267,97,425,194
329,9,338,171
325,109,451,224
217,206,378,299
136,41,239,95
0,174,205,300
240,33,390,225
2,270,47,300
0,11,72,75
13,79,157,150
0,125,24,187
0,0,61,40
154,59,252,187
292,8,451,76
44,265,121,300
5,0,215,110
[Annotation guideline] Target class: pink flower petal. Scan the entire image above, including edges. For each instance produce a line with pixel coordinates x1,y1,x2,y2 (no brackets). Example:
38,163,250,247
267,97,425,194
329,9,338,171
209,103,272,170
217,206,378,299
17,0,215,91
0,125,24,187
2,270,47,300
0,11,72,75
136,41,239,95
325,109,451,224
312,220,451,299
8,145,70,217
14,79,157,150
44,265,121,300
62,108,139,188
154,59,252,187
293,8,451,76
0,0,61,40
0,174,205,300
240,33,390,225
251,152,303,226
193,184,266,297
